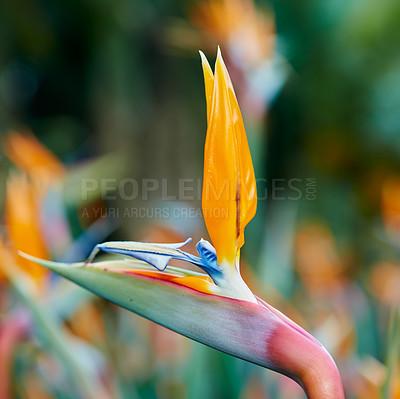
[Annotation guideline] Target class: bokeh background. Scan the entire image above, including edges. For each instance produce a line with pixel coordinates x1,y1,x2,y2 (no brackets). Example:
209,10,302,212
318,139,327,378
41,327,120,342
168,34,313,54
1,0,400,398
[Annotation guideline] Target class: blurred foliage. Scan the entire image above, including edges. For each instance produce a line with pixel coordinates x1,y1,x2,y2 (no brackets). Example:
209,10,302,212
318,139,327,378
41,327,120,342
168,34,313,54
1,0,400,398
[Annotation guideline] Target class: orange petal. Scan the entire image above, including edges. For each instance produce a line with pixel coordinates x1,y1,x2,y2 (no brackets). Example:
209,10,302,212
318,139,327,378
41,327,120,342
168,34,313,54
199,51,214,123
201,48,256,266
5,174,49,288
119,269,215,295
171,275,215,294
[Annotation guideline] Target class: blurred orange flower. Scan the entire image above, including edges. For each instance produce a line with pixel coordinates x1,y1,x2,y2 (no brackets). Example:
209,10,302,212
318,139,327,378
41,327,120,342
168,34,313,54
1,174,49,289
294,223,344,294
192,0,275,67
369,262,400,306
0,131,63,289
4,131,64,188
381,176,400,240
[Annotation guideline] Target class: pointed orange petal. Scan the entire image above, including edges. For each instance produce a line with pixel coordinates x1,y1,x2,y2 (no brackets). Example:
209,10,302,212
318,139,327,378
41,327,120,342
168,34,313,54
201,48,256,266
219,52,257,248
199,50,214,123
5,175,49,288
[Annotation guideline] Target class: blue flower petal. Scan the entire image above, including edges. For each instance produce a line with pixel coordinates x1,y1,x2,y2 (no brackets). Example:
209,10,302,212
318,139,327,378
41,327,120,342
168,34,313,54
96,238,192,271
195,239,222,278
87,238,223,283
99,246,174,271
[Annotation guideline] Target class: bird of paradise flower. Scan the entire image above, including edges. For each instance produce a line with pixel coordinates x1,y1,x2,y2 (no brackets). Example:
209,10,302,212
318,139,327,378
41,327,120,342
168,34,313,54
23,49,345,399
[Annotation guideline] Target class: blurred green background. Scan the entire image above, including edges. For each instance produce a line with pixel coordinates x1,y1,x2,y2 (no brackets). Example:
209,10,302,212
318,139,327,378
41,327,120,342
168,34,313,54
1,0,400,398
